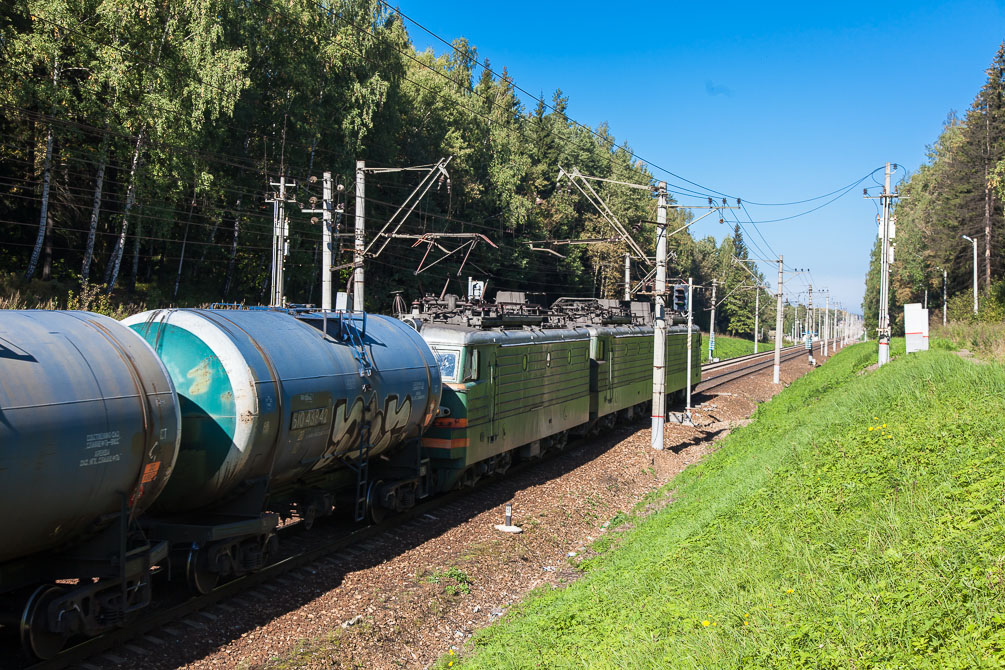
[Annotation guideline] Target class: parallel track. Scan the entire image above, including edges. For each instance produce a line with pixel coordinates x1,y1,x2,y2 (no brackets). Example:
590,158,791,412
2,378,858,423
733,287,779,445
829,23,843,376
697,339,838,393
18,338,837,670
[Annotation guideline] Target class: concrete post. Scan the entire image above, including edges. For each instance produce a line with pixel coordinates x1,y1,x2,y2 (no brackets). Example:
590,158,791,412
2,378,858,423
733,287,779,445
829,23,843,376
354,160,366,311
321,171,332,311
650,182,668,449
773,255,783,384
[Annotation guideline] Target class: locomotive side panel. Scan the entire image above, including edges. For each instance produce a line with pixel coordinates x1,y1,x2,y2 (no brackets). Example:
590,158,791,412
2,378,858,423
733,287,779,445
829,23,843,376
591,326,654,420
589,324,700,421
421,326,591,490
492,337,590,450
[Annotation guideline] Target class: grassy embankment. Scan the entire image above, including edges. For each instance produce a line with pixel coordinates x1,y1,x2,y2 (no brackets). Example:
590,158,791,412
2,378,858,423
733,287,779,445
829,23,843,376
701,332,762,364
935,321,1005,362
450,338,1005,669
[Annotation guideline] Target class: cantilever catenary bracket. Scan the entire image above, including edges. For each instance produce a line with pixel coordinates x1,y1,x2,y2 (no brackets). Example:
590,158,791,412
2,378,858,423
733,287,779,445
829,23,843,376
556,166,651,264
392,232,498,276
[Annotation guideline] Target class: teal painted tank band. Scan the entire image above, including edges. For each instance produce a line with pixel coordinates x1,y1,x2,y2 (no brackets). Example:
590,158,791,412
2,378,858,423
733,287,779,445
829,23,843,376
128,323,236,501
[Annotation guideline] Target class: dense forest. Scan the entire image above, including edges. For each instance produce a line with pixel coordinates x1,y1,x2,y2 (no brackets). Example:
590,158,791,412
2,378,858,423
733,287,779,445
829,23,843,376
864,43,1005,333
0,0,797,338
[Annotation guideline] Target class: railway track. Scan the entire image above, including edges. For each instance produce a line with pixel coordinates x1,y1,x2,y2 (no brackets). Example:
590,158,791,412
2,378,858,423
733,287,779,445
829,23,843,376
15,493,467,670
14,339,835,670
697,339,839,393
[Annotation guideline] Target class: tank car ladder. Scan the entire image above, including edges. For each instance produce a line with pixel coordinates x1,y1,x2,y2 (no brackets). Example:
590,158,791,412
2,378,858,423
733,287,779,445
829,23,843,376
339,312,374,522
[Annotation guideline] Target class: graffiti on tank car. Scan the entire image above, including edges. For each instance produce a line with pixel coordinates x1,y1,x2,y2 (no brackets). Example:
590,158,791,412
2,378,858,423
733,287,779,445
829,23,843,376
311,396,367,470
370,394,413,452
310,392,415,470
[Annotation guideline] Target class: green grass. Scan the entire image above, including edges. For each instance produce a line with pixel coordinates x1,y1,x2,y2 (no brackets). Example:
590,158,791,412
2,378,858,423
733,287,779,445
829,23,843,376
426,566,473,595
702,332,763,364
450,339,1005,669
934,321,1005,362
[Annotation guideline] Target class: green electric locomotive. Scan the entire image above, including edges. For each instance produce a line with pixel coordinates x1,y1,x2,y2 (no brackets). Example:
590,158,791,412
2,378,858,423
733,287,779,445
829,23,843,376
412,294,700,491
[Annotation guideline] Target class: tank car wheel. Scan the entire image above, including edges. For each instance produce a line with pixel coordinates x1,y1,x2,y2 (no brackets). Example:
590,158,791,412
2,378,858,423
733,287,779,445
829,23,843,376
367,480,388,524
186,548,221,595
262,533,279,564
19,585,69,661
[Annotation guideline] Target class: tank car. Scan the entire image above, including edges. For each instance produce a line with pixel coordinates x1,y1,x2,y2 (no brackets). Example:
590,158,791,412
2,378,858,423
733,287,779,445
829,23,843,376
123,308,441,592
0,310,181,660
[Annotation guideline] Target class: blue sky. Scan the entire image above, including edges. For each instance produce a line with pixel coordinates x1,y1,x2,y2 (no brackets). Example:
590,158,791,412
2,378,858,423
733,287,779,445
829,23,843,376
400,0,1005,314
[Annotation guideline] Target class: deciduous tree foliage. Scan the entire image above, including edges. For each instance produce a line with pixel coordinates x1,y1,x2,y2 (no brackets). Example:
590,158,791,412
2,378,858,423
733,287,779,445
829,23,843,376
0,0,763,336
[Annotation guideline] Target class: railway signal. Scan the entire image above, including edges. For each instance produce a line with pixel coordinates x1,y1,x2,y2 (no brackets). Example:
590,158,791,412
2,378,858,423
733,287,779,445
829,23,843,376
672,284,689,312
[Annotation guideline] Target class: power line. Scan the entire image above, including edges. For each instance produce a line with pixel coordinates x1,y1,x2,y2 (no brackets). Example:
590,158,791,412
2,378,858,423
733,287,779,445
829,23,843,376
740,173,877,224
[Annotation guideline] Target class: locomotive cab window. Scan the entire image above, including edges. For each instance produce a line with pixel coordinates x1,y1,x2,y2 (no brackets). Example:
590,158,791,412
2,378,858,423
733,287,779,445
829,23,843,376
463,349,480,381
433,348,461,382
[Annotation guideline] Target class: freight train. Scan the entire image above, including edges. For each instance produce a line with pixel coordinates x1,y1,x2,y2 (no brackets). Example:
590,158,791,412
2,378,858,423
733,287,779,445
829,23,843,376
0,294,698,659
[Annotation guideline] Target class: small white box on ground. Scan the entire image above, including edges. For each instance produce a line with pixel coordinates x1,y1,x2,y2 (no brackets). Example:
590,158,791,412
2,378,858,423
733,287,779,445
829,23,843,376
904,303,929,353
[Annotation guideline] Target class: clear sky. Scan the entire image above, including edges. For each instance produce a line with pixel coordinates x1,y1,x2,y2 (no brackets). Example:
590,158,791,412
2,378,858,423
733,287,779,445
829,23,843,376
400,0,1005,314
